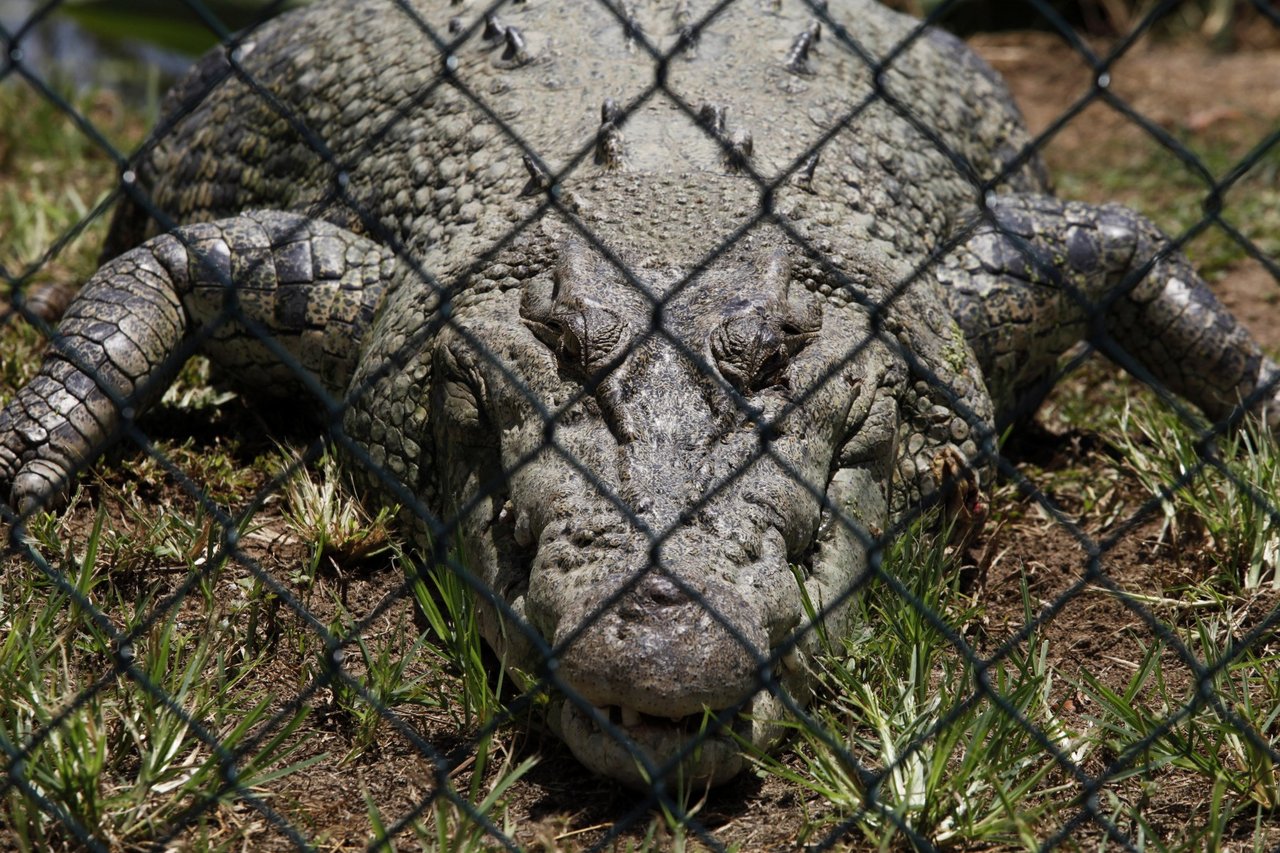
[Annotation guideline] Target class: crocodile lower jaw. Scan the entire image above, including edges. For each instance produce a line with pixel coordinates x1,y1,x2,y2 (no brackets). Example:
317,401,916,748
559,701,746,789
555,688,790,789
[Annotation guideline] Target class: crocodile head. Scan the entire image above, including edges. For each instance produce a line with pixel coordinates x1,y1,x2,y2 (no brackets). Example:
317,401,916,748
431,210,903,788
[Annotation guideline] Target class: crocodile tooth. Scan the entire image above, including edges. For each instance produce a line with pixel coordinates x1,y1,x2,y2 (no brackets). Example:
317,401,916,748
621,706,641,727
601,97,621,124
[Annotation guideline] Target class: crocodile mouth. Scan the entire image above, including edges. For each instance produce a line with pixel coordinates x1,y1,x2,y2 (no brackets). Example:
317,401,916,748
558,700,753,789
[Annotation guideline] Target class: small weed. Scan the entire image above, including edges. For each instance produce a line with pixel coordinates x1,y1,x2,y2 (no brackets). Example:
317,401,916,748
407,542,502,728
1076,629,1280,839
413,733,536,853
322,605,447,761
635,714,720,853
279,446,397,586
1112,394,1280,590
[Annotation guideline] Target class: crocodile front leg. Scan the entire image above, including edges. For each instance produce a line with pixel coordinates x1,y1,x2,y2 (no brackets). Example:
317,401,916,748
941,193,1280,429
0,211,392,515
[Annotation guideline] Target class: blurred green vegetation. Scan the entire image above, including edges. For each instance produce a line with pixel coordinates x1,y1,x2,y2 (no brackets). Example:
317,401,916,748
59,0,308,55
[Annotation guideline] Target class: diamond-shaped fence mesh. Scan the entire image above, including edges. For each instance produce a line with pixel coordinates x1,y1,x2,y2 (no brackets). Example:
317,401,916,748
2,0,1279,849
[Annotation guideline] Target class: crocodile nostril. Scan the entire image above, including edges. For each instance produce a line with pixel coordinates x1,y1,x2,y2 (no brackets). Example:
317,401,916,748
639,573,686,607
555,572,769,717
615,574,688,621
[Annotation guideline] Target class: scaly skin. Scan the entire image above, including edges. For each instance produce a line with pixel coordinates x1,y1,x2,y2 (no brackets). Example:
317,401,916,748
2,0,1277,787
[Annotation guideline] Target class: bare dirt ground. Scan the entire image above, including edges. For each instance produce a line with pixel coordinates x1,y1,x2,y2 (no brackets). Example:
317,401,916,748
3,21,1280,853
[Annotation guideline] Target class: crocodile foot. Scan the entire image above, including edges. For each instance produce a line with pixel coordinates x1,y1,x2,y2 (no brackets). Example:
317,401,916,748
932,445,987,548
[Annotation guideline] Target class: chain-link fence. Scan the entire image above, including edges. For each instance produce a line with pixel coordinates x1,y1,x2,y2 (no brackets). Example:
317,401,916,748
2,0,1280,849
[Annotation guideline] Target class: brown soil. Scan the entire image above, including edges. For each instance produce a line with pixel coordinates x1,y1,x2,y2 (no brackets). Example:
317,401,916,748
4,24,1280,853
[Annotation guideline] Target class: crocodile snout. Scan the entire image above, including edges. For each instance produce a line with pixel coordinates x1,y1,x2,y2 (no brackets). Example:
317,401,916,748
555,569,768,718
550,564,782,787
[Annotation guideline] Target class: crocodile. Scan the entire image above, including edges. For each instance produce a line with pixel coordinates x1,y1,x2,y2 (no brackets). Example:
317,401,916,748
2,0,1277,788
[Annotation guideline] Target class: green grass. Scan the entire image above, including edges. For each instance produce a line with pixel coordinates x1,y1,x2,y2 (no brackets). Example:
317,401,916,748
1108,394,1280,592
279,446,397,588
406,540,504,731
0,446,532,849
751,521,1073,848
1,511,323,849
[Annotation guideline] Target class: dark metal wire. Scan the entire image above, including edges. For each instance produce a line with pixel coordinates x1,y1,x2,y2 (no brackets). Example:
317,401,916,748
2,0,1278,849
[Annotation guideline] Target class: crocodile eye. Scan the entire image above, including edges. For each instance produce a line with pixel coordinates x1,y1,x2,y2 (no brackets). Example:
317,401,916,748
712,314,797,393
709,249,822,394
756,346,790,388
710,295,822,394
526,304,624,376
520,239,631,380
